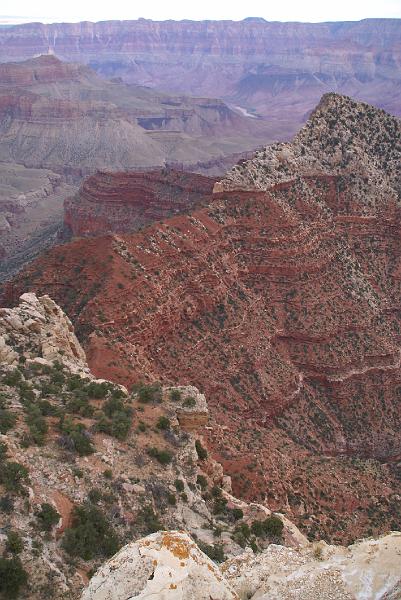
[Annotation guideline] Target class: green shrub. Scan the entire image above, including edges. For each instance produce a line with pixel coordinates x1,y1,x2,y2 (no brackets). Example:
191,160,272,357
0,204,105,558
0,441,8,462
232,508,244,521
96,409,132,441
36,503,60,531
251,515,283,539
25,406,48,446
0,496,13,513
167,493,176,506
5,532,23,555
196,475,208,490
250,520,264,537
0,409,17,434
18,383,35,403
147,447,172,465
103,469,113,479
40,381,60,397
0,462,29,494
197,542,225,563
174,479,184,492
195,440,207,460
183,396,196,408
263,515,284,538
67,375,86,392
135,383,162,404
156,416,170,430
213,496,228,515
37,399,59,417
137,506,163,534
97,397,132,440
85,381,110,399
62,504,119,561
0,556,28,599
2,370,21,387
66,396,94,417
88,489,102,504
59,418,94,456
169,389,182,402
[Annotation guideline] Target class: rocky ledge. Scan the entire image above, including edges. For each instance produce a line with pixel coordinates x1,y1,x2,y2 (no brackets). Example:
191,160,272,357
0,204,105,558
82,530,401,600
63,169,215,237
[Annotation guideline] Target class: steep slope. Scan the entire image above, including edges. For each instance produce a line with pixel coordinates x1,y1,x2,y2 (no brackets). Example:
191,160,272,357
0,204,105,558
0,55,271,280
0,19,400,137
63,169,215,237
0,163,75,280
2,293,309,599
3,94,401,545
0,55,271,174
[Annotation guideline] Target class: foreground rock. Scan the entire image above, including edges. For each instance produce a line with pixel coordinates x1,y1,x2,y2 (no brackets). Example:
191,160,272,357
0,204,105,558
225,533,401,599
82,531,401,600
0,292,87,371
81,531,238,600
0,294,307,599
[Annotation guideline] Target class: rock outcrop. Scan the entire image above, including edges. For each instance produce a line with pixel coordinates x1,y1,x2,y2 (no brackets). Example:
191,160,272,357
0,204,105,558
0,292,87,370
81,530,401,600
81,531,237,600
4,94,401,545
0,19,400,138
64,169,215,237
223,532,401,599
0,293,308,599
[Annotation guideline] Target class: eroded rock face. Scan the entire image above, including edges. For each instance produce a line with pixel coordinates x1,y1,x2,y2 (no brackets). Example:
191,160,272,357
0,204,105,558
81,531,238,600
64,169,215,237
0,292,87,371
0,19,400,139
224,533,401,600
81,531,401,600
5,94,401,544
0,56,270,175
0,162,76,281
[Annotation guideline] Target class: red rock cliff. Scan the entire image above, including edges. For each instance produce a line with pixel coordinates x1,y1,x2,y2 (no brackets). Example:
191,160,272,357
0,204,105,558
4,95,401,544
63,169,216,237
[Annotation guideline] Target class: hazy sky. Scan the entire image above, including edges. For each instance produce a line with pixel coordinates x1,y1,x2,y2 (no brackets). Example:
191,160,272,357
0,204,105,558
2,0,401,24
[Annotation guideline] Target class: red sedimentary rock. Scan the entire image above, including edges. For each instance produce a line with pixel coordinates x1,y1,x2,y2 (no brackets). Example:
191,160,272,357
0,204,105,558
4,94,401,544
63,169,216,237
6,173,401,544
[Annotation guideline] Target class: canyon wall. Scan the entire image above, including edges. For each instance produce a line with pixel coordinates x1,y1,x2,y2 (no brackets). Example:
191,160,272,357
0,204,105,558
4,94,401,544
63,169,215,237
0,19,400,137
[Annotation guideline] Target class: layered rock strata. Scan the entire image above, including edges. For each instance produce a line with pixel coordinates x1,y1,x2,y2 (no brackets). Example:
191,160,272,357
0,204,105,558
64,169,215,237
4,94,401,544
0,19,400,136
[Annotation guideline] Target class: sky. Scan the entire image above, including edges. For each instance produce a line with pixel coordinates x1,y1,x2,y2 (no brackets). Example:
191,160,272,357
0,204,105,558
1,0,401,24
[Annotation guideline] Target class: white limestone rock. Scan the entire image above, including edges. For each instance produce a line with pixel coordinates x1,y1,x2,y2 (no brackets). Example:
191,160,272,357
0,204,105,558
223,532,401,600
0,293,88,372
81,530,238,600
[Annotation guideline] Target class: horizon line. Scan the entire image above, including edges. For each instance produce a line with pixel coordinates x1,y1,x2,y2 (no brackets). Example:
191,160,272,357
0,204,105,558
1,16,401,26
